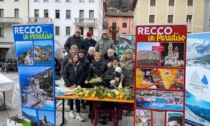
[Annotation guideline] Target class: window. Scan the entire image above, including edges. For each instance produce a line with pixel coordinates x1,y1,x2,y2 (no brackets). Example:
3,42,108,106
0,28,4,37
188,0,193,6
169,0,174,6
55,10,60,18
89,27,93,35
122,23,127,28
44,10,48,18
14,9,19,18
150,0,156,6
122,33,126,34
66,27,71,35
79,27,84,35
0,0,4,1
15,0,19,1
34,9,39,17
89,10,94,18
66,0,71,2
79,0,84,2
34,0,39,2
168,15,173,23
149,15,155,23
66,10,71,19
112,16,117,20
186,15,192,22
44,0,48,1
55,0,60,2
55,26,60,35
122,17,127,20
0,9,4,18
89,0,94,2
209,19,210,26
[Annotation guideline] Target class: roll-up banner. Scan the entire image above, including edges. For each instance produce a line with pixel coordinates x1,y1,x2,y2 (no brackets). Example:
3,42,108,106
13,24,56,126
134,25,187,126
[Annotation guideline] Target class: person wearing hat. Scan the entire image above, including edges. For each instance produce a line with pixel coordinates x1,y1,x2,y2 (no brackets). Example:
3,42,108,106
104,56,124,88
120,49,134,87
82,31,96,53
64,29,84,53
95,29,116,56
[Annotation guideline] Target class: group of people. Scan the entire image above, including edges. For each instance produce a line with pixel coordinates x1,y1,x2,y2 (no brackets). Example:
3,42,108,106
59,29,134,122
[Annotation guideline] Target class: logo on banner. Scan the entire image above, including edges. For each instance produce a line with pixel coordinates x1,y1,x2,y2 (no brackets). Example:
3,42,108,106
189,71,208,93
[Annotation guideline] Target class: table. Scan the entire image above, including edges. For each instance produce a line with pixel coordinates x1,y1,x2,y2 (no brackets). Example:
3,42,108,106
56,94,134,126
0,73,19,109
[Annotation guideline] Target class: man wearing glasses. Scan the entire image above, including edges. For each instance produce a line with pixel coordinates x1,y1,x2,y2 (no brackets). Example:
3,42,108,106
82,31,96,53
95,29,116,56
64,29,84,53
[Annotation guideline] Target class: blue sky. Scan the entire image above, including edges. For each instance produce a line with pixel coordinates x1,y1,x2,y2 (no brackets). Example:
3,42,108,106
38,110,54,124
34,40,52,46
15,41,33,56
137,42,159,51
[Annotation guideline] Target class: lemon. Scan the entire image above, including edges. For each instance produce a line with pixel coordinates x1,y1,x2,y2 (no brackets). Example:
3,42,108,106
115,91,119,96
107,93,111,98
84,93,88,97
91,94,95,98
120,95,124,99
79,91,83,96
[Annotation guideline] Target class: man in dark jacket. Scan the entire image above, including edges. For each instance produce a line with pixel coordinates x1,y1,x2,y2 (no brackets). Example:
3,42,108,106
82,31,96,53
64,29,84,53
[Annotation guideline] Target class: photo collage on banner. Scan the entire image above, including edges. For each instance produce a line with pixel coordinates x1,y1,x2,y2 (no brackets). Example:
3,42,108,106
13,24,55,126
134,25,186,126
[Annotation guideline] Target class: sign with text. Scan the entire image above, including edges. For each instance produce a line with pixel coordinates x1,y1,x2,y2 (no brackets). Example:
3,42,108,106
13,24,56,126
134,25,186,126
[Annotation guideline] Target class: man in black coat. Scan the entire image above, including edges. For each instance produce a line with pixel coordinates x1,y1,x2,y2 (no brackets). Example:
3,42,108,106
64,29,84,53
82,31,96,53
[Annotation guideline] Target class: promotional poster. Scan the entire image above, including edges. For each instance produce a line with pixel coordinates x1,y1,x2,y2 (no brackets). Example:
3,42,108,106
135,25,186,126
118,34,135,59
13,24,55,126
185,33,210,126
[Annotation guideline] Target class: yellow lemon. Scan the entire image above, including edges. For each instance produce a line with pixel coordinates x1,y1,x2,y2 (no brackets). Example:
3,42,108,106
107,93,111,98
84,93,88,97
91,94,95,98
120,95,124,99
79,92,83,96
115,91,119,96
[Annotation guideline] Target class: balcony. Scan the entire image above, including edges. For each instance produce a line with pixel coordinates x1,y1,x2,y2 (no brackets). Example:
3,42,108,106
27,17,52,23
74,18,97,27
0,17,21,24
109,26,119,32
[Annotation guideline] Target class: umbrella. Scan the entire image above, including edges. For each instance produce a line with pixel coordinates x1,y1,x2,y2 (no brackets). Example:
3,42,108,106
6,44,16,60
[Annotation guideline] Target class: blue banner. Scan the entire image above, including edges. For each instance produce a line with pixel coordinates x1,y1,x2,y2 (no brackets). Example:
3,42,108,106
185,32,210,126
13,24,56,126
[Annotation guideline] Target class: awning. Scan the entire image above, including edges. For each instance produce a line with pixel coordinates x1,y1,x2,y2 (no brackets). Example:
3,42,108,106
0,42,13,48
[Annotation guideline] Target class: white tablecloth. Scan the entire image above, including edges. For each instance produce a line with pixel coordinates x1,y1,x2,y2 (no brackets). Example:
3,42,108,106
0,73,20,109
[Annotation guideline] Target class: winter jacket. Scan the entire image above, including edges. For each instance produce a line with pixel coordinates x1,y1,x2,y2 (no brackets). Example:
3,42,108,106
103,52,118,65
104,62,124,81
63,62,84,87
86,54,94,64
120,55,134,87
64,34,84,53
82,38,97,53
86,60,107,86
95,38,116,56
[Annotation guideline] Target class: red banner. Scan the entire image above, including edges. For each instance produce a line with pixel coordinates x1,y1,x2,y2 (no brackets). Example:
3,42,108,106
135,25,187,42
